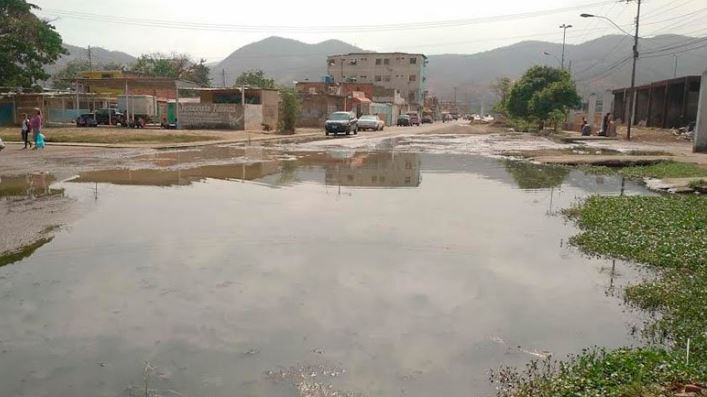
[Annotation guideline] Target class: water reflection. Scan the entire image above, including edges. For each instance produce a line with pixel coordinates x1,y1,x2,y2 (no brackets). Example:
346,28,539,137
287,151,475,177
0,174,64,199
504,161,570,190
72,151,422,189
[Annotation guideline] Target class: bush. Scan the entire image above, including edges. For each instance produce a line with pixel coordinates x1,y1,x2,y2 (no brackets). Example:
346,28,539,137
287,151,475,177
279,89,299,134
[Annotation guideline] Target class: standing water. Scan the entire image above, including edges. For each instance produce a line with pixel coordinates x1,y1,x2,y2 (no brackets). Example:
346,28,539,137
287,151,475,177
0,150,649,397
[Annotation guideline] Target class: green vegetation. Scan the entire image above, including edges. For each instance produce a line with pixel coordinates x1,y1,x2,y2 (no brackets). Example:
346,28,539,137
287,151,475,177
279,88,300,134
492,348,706,397
506,66,581,131
132,53,211,86
496,195,707,397
504,160,569,189
234,69,275,89
620,161,707,179
51,59,125,89
0,238,53,268
0,0,67,88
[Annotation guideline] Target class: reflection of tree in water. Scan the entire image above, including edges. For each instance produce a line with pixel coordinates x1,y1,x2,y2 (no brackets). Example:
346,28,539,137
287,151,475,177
278,159,299,184
504,160,569,190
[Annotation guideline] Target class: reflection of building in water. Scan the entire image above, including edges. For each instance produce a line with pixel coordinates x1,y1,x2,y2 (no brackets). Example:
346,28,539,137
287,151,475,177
325,152,421,188
73,161,280,187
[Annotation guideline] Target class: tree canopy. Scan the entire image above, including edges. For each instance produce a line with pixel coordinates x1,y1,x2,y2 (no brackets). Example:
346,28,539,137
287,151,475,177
506,66,580,124
234,70,275,89
0,0,67,88
132,53,211,86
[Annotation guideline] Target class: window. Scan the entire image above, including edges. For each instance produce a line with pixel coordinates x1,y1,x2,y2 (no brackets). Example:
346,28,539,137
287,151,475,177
360,76,367,80
409,74,417,82
376,58,382,65
383,58,390,65
360,57,367,61
383,75,391,82
408,92,416,102
375,75,382,82
410,57,417,65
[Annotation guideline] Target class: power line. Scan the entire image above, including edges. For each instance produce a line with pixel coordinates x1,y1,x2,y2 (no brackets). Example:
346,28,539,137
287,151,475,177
38,1,615,33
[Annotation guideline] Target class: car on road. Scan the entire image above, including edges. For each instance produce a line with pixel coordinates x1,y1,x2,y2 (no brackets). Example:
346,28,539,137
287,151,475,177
357,115,385,131
94,108,125,126
407,113,421,126
397,115,411,126
421,115,433,124
325,112,358,136
76,113,98,128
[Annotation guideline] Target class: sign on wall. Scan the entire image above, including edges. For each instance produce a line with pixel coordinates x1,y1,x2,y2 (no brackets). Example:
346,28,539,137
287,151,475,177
179,103,244,129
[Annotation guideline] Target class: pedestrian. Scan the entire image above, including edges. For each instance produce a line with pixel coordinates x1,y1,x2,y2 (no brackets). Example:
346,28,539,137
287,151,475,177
600,113,612,137
580,117,591,136
30,108,43,149
21,113,32,149
0,137,5,152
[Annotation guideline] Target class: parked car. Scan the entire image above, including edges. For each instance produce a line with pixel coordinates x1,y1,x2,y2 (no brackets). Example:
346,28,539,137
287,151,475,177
397,115,412,126
421,115,433,124
94,108,125,125
358,115,385,131
325,112,358,136
407,113,421,126
76,113,98,128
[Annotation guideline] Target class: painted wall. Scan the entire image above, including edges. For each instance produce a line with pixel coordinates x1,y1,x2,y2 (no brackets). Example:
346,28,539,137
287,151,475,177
179,103,244,130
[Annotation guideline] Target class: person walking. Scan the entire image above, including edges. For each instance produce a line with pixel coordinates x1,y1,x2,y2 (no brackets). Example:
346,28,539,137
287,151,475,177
30,108,42,149
600,113,612,137
21,113,32,149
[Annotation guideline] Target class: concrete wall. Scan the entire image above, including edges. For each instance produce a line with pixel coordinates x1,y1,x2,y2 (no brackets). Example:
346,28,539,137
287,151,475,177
179,103,244,130
327,53,426,105
695,71,707,152
244,104,263,130
260,90,280,130
297,94,343,128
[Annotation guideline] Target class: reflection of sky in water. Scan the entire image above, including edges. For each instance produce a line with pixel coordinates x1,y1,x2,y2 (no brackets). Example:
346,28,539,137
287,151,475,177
0,154,650,397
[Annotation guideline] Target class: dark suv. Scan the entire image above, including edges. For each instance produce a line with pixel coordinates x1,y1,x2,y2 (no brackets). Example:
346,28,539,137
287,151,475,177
325,112,358,136
76,113,98,127
95,108,125,126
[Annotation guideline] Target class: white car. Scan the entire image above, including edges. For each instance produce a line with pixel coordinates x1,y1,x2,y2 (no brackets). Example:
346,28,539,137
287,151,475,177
357,115,385,131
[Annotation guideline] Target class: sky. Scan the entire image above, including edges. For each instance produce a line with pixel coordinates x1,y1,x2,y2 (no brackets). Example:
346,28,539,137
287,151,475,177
32,0,707,61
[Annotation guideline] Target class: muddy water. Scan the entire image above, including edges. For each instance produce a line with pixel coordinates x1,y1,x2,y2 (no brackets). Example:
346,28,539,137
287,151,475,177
0,150,650,397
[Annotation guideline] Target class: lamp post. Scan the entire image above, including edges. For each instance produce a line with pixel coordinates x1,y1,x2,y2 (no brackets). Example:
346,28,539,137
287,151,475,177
581,0,642,141
559,24,572,70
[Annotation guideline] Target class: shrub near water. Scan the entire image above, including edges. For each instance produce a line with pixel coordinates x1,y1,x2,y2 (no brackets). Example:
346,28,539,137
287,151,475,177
494,195,707,397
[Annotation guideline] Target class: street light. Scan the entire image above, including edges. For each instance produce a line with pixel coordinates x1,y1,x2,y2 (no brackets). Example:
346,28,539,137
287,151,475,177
581,0,642,141
559,24,572,70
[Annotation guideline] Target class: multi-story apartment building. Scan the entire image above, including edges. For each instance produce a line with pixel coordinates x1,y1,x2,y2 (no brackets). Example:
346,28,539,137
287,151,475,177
327,52,427,106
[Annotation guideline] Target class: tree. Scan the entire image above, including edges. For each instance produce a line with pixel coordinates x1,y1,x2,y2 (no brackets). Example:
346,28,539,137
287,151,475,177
506,66,580,129
491,77,513,115
51,60,90,89
0,0,67,88
234,70,275,89
279,89,299,134
132,53,210,86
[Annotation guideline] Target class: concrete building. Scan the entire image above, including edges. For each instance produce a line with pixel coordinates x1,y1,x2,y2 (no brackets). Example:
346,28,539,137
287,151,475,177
327,52,428,107
613,75,701,129
695,71,707,153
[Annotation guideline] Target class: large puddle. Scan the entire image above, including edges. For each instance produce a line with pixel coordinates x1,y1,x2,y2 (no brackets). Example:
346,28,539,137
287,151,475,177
0,147,651,397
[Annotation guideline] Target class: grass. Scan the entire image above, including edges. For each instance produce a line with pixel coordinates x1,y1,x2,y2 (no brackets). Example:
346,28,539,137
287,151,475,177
494,195,707,397
0,237,54,268
620,161,707,179
0,130,222,144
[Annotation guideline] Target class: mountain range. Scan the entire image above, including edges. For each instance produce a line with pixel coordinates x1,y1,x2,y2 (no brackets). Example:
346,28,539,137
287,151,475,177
54,35,707,105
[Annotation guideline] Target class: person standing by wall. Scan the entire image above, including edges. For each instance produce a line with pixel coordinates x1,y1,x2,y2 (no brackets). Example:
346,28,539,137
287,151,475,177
30,108,42,149
21,113,32,149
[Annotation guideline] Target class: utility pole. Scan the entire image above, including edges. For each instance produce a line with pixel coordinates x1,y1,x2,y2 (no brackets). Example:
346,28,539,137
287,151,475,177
453,86,458,111
88,45,93,71
559,24,573,70
222,69,226,87
626,0,642,141
673,55,678,78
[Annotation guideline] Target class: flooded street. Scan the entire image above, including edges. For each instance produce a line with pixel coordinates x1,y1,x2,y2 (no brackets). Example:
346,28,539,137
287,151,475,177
0,138,653,397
